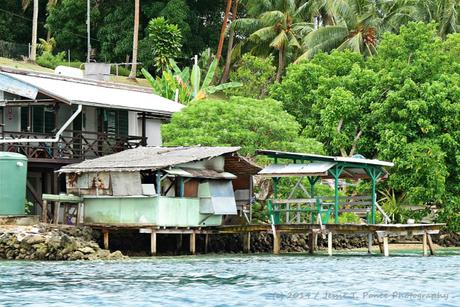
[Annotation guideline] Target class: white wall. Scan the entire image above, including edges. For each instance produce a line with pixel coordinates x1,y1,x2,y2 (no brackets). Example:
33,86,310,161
133,114,163,146
145,119,162,146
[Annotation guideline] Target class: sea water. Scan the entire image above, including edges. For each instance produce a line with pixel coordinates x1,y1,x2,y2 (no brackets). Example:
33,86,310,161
0,249,459,306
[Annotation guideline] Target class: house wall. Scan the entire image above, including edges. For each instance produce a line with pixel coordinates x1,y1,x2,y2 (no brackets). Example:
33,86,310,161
1,92,21,132
136,117,162,146
83,195,222,227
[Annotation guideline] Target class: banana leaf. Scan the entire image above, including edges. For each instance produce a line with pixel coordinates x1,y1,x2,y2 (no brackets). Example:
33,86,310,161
206,82,242,94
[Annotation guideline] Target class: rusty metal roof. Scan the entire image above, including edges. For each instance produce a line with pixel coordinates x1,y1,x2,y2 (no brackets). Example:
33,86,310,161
58,146,241,173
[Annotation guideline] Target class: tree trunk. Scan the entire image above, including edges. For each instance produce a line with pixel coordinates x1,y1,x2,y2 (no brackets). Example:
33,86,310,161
216,0,232,63
275,45,285,82
129,0,140,79
30,0,38,62
220,0,239,83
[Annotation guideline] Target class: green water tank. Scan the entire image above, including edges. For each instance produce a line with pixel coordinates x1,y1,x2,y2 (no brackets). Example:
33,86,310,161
0,152,28,215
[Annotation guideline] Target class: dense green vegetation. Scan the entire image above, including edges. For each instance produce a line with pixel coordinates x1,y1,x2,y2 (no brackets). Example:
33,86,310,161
1,1,459,230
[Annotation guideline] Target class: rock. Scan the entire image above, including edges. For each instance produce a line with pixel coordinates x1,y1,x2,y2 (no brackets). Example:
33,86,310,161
108,251,124,260
25,234,46,245
78,247,95,255
69,250,84,261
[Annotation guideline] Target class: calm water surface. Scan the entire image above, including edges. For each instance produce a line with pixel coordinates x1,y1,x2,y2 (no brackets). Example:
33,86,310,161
0,249,459,307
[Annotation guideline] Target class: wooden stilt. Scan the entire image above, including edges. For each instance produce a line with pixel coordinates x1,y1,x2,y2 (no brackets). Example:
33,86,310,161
204,234,209,254
422,231,428,257
273,231,280,255
309,231,317,254
327,231,333,256
367,233,373,254
243,232,251,253
383,236,389,257
376,234,384,254
76,202,83,225
427,233,435,256
53,201,60,225
103,230,109,250
150,231,157,256
42,200,48,223
177,234,183,252
190,231,196,255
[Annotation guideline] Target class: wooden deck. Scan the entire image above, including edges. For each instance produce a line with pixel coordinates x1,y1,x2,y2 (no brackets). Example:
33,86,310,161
84,222,445,257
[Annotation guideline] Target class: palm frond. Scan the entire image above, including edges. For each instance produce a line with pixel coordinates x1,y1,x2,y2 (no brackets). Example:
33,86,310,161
270,30,288,49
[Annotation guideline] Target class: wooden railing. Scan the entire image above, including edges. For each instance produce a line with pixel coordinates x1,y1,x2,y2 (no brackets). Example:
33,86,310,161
268,196,374,225
1,130,146,161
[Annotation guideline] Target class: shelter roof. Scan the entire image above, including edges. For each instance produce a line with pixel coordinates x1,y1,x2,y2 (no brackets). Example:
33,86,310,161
256,150,394,167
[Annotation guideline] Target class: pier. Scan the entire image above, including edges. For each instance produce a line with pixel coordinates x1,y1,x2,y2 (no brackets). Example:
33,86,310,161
86,222,445,257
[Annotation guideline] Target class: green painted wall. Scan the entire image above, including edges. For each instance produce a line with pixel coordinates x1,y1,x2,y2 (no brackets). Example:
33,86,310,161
83,196,222,227
0,152,27,215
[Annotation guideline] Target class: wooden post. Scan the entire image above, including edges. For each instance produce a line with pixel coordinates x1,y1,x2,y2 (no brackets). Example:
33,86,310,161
422,231,428,257
204,234,209,254
427,233,435,256
367,233,373,254
177,234,183,252
103,230,109,250
383,236,389,257
150,231,157,256
190,231,196,255
53,201,60,225
42,200,48,223
76,202,83,225
309,231,317,254
243,232,251,253
327,231,333,256
273,231,280,255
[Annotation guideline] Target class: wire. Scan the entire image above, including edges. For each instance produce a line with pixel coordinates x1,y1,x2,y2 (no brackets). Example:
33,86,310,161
0,7,100,42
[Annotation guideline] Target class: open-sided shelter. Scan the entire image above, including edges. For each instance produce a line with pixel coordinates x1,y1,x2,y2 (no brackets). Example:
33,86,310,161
257,150,394,225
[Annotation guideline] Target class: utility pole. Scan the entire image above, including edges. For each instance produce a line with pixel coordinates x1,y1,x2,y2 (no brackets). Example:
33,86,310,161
30,0,38,62
87,0,91,62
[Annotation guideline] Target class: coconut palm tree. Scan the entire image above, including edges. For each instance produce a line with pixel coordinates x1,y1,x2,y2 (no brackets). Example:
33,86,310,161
22,0,59,51
234,0,313,81
408,0,459,38
221,0,239,83
129,0,140,79
297,0,412,61
216,0,233,63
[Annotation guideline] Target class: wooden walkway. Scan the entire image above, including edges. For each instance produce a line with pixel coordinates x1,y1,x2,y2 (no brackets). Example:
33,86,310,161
85,222,445,257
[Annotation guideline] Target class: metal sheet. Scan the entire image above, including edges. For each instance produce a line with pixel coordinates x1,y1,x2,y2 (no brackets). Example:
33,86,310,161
111,171,142,196
258,162,336,177
0,74,38,99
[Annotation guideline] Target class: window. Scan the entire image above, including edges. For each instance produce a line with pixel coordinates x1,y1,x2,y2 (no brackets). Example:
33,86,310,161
20,106,55,133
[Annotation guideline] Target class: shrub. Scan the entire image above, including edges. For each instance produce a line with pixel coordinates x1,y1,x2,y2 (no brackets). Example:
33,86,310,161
162,96,323,156
36,51,66,69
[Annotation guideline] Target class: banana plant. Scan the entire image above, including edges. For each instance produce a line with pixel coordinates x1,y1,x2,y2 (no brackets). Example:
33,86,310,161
142,57,241,104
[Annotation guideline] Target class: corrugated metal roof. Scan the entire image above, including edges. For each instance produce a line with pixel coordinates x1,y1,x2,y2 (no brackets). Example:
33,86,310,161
58,146,241,173
259,162,336,177
0,68,184,115
256,150,394,167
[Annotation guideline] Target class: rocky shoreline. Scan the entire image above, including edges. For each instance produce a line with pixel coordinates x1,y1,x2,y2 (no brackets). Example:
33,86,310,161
1,224,458,259
0,224,125,260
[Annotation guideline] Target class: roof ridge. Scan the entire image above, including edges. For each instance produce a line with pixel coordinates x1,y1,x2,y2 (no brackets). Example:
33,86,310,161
0,65,152,93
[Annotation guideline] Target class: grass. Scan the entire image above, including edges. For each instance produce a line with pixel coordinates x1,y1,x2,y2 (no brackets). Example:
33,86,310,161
0,57,53,73
0,57,151,88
